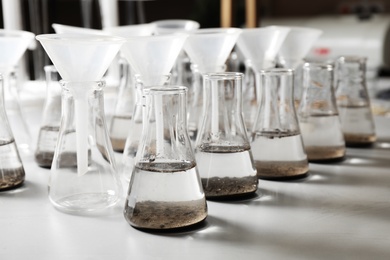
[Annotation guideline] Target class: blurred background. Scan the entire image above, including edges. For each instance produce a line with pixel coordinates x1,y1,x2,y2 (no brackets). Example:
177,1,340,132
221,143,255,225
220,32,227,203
1,0,390,79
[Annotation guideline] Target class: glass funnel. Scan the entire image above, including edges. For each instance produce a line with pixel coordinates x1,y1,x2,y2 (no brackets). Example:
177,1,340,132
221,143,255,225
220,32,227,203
124,86,207,230
298,62,346,162
335,56,376,147
0,75,25,191
195,72,258,199
120,34,188,180
105,24,156,153
36,33,124,213
251,69,309,180
153,19,200,87
277,27,322,105
0,29,35,153
183,28,242,145
236,26,290,130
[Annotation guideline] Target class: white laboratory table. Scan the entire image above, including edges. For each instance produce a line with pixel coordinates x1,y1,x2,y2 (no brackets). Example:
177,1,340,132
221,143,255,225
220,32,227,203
1,81,390,260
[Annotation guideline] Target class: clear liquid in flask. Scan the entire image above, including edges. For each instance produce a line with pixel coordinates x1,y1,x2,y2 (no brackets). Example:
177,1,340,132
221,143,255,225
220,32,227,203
109,115,132,152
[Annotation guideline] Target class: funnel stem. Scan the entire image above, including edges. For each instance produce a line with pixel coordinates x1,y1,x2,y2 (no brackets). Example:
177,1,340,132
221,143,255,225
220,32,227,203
155,95,164,156
74,96,89,176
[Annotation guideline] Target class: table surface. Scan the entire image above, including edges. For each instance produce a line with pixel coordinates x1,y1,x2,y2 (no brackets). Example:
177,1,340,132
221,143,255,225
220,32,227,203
1,82,390,260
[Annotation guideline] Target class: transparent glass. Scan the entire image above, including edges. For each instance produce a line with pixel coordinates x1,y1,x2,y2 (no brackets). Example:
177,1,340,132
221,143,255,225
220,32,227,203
298,62,346,162
0,75,25,191
124,86,207,230
121,74,171,181
35,65,62,168
109,61,135,152
49,81,122,214
335,56,376,147
251,69,309,180
195,73,258,199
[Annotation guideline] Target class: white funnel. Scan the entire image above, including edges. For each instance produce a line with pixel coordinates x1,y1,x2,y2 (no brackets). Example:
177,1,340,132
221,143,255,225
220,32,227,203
36,34,124,81
278,26,322,68
153,19,200,35
183,28,241,73
36,34,124,176
104,23,155,37
0,29,35,70
52,23,108,36
120,34,188,86
236,26,290,72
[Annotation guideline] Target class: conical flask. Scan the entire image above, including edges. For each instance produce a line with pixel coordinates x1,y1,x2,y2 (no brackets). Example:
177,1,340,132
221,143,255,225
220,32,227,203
236,26,290,131
298,62,346,162
184,28,242,145
195,72,258,199
120,34,188,180
124,86,207,230
0,29,35,153
36,34,124,213
0,75,25,191
35,65,62,168
49,81,123,213
335,56,376,147
251,69,309,180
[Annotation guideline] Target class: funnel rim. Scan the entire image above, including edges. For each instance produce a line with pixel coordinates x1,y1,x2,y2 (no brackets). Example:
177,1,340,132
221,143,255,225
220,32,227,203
287,26,323,36
0,29,35,40
241,26,290,35
104,23,156,33
153,19,200,30
122,33,188,41
52,23,109,36
188,27,241,37
36,33,125,44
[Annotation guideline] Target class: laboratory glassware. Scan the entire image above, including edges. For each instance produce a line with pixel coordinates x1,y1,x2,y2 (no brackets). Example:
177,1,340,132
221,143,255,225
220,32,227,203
124,86,207,230
251,69,309,180
36,33,124,213
335,56,376,147
0,75,25,191
298,62,346,162
35,65,62,168
195,72,258,199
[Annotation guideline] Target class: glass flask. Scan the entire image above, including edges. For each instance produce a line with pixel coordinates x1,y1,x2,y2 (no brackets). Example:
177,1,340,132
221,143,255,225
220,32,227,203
35,65,62,168
49,81,122,214
298,62,346,162
124,86,207,230
251,69,309,180
242,60,258,131
195,72,258,199
0,75,25,191
121,74,171,181
109,61,135,152
335,56,376,147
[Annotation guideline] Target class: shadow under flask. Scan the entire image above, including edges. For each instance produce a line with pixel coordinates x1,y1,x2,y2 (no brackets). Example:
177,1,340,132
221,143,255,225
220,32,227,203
335,56,376,147
124,86,207,230
195,72,258,199
251,69,309,180
49,81,122,214
35,65,62,168
298,62,346,162
0,75,25,191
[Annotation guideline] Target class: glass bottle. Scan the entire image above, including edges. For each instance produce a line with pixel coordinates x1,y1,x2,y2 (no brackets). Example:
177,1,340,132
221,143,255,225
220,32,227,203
35,65,62,168
251,69,309,180
195,72,258,199
0,75,25,191
335,56,376,147
124,86,207,230
121,74,171,181
298,62,346,162
49,81,122,214
109,61,135,152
